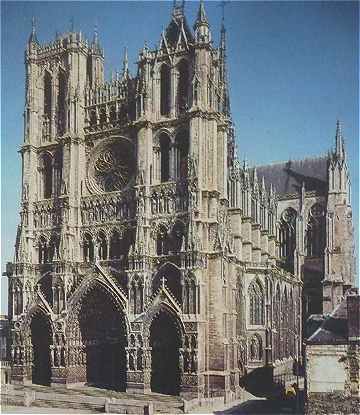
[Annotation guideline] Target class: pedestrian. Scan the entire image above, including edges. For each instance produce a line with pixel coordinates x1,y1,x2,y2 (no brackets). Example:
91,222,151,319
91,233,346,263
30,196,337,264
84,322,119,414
285,383,297,413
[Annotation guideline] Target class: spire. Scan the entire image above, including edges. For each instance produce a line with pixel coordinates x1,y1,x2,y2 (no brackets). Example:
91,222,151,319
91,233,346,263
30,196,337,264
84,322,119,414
194,0,211,43
91,23,102,55
196,0,208,24
28,16,38,44
219,2,230,117
122,47,129,78
335,119,344,159
253,167,258,184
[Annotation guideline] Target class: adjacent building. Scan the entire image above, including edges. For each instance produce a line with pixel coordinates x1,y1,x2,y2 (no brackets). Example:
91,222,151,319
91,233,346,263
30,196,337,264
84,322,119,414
305,289,360,413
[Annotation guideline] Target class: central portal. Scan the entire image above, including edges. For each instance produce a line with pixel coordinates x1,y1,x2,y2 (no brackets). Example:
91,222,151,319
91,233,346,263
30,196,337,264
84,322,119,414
150,311,181,395
31,312,52,386
79,287,127,390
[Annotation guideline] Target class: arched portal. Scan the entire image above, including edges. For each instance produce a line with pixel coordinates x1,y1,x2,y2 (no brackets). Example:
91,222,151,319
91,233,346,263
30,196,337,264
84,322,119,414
79,286,127,390
150,311,181,395
30,312,52,386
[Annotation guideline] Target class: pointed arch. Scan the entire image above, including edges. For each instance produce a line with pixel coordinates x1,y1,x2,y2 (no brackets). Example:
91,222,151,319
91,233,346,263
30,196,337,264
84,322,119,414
83,233,94,262
57,69,67,135
160,64,171,116
160,132,171,182
39,152,53,199
177,59,189,113
152,262,182,303
279,207,297,272
305,203,325,257
96,230,108,260
174,129,189,180
248,279,264,325
25,307,53,386
44,70,52,119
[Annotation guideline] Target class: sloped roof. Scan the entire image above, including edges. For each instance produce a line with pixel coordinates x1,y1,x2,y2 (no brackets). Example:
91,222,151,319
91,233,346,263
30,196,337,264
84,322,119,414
307,299,348,345
256,156,329,196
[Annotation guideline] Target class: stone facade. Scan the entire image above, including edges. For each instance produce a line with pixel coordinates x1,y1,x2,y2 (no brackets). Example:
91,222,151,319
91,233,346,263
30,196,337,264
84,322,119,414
4,1,354,399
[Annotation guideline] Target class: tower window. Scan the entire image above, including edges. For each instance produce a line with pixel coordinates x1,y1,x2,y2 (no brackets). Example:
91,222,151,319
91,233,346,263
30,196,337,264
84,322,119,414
57,71,66,135
305,204,325,257
177,60,189,113
279,208,297,272
175,130,189,179
40,153,53,199
83,233,94,262
44,71,52,118
160,64,171,116
160,133,171,182
249,280,264,325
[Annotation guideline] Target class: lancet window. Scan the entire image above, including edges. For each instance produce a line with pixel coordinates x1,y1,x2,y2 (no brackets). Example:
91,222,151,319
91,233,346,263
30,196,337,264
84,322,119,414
249,280,264,325
97,231,107,260
83,233,94,262
177,60,189,113
130,276,143,315
40,153,53,199
160,64,171,116
183,275,197,314
57,70,66,135
38,236,48,264
44,71,52,118
156,225,169,256
305,204,325,257
279,208,297,271
160,133,171,182
175,131,189,180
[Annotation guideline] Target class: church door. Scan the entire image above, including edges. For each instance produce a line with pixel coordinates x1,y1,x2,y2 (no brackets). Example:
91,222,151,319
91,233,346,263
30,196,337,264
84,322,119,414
31,313,52,386
150,311,181,395
79,287,127,391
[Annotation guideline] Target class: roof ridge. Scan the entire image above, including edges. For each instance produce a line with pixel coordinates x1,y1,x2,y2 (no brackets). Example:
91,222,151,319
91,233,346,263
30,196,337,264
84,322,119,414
255,154,328,168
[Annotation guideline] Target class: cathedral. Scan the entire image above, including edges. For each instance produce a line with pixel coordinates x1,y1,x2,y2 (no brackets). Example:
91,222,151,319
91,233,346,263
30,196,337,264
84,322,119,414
6,1,355,400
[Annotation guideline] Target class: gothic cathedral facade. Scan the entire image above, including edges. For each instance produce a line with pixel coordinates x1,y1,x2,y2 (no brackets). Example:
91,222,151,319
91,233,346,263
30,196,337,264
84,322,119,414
6,1,355,399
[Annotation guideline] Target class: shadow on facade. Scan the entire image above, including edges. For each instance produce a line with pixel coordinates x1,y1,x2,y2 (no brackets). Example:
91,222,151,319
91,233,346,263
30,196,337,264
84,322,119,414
150,311,181,395
239,366,276,398
79,287,127,391
31,312,52,386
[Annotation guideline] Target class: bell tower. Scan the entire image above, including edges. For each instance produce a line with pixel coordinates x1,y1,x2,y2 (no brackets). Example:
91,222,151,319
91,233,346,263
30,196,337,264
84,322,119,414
323,121,356,312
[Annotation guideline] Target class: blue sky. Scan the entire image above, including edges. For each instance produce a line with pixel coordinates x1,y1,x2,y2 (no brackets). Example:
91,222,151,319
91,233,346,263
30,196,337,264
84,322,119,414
1,1,359,313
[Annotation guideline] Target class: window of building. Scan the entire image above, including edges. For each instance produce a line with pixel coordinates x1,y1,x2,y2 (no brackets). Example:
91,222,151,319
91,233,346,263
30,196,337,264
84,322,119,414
175,131,189,180
177,60,189,113
305,204,325,257
83,233,94,262
57,70,66,135
40,153,53,199
44,71,52,118
160,64,171,116
160,133,171,182
249,280,264,325
279,208,297,271
97,231,107,260
38,236,48,264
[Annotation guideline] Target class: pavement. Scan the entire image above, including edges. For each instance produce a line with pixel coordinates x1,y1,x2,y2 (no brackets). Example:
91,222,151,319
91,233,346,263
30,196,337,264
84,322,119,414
1,406,93,414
